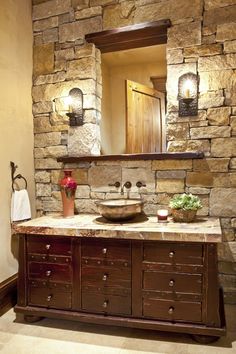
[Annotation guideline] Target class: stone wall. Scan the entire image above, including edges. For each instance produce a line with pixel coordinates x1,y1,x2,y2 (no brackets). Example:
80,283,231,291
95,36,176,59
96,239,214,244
32,0,236,303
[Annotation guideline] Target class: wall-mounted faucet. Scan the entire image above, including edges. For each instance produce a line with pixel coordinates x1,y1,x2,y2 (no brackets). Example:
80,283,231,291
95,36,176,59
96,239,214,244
108,181,132,198
121,181,132,196
136,181,146,188
108,181,121,188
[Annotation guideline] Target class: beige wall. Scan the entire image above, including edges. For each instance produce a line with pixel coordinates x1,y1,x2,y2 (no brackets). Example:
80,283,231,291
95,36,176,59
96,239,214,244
0,0,35,282
102,59,167,154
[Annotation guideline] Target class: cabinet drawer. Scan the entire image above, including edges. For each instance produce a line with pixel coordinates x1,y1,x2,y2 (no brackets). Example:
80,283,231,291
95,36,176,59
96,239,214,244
28,262,72,283
143,243,203,265
27,236,72,256
143,298,202,322
143,271,202,294
82,239,131,261
29,280,72,292
82,292,131,315
82,266,131,289
28,254,71,264
29,286,72,309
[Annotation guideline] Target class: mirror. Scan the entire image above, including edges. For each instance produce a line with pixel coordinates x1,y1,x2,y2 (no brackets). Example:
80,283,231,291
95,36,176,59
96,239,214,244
100,44,167,155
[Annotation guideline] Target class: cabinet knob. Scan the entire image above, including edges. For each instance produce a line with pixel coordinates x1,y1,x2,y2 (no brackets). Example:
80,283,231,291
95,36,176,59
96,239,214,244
47,295,52,302
169,251,175,258
169,279,175,287
102,274,108,281
102,300,108,308
102,248,107,255
45,244,51,250
168,306,174,314
46,270,51,277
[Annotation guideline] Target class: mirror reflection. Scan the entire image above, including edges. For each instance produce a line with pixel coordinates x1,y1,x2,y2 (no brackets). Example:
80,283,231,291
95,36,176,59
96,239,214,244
101,44,167,155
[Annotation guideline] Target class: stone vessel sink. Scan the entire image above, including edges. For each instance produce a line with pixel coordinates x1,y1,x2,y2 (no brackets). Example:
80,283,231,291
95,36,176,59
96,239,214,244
95,198,144,221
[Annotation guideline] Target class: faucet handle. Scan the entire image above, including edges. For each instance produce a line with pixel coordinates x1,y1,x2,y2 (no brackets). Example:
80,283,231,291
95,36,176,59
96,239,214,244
124,181,132,189
136,181,146,188
108,181,121,188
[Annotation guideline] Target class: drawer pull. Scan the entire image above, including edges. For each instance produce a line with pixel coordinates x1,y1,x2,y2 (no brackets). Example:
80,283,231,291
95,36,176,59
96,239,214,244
102,300,108,308
169,251,175,258
46,270,52,277
168,306,174,314
47,295,52,302
169,279,175,287
45,244,51,250
102,274,108,281
102,248,107,255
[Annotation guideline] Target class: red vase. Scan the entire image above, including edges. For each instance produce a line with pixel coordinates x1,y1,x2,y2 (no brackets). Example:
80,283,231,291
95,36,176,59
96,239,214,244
60,170,77,217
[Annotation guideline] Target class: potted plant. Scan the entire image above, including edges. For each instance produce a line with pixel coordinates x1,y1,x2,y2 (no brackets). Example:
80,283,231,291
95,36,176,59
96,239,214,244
169,193,202,222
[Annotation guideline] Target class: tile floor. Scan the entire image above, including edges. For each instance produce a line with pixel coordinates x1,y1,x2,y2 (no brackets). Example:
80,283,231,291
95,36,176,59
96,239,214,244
0,305,235,354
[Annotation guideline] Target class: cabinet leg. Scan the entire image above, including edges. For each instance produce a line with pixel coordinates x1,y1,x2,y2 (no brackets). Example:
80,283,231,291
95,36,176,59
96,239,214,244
24,315,44,323
191,334,220,344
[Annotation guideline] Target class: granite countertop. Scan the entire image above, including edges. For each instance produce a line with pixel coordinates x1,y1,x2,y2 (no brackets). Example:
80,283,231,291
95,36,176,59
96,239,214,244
12,214,222,243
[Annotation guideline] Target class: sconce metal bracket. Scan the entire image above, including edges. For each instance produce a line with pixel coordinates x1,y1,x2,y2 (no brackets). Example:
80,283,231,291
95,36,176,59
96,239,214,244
66,87,84,126
178,72,198,117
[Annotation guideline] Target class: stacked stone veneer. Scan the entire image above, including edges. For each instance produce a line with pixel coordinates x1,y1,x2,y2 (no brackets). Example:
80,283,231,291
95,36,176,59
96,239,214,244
32,0,236,303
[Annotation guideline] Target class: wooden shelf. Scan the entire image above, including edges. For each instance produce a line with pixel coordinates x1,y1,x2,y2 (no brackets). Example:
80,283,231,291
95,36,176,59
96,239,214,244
57,152,204,163
85,20,171,53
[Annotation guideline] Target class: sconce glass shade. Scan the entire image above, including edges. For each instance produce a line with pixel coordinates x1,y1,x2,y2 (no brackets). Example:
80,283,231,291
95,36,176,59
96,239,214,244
66,87,84,126
178,72,198,117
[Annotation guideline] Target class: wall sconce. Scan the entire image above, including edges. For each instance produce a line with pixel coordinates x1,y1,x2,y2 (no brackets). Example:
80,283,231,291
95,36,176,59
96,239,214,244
66,88,84,126
178,72,198,117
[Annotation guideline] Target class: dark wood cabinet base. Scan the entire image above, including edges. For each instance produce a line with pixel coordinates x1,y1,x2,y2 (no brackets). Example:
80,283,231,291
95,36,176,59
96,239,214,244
15,288,226,342
15,234,226,344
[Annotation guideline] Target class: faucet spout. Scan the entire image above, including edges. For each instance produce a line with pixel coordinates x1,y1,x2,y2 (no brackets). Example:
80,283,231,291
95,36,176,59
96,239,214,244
121,181,132,198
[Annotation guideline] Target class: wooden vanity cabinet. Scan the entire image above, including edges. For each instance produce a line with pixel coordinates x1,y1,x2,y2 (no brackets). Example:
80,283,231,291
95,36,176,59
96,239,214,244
15,234,225,342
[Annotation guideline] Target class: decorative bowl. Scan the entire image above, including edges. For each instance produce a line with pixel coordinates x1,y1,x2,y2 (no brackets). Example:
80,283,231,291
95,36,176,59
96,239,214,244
95,199,144,221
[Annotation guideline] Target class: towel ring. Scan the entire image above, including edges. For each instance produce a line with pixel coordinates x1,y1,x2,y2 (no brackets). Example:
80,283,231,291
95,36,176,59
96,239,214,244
12,174,28,192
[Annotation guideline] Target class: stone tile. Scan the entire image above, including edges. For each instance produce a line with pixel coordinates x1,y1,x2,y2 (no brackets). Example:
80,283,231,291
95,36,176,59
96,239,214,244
33,43,54,77
198,91,225,109
216,22,236,42
75,6,102,20
186,172,214,187
210,188,236,216
198,53,236,71
134,0,203,24
205,0,236,11
166,48,183,65
68,124,100,156
33,0,71,20
152,159,192,171
203,5,236,26
33,16,59,32
167,21,201,49
224,40,236,53
156,179,185,193
34,132,61,147
211,138,236,157
88,165,121,192
190,126,231,139
167,139,211,155
184,43,222,57
59,17,102,42
122,167,155,193
207,107,231,126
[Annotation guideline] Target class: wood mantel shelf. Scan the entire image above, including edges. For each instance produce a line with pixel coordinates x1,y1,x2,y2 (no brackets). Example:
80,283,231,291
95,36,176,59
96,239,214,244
85,20,171,53
57,151,204,163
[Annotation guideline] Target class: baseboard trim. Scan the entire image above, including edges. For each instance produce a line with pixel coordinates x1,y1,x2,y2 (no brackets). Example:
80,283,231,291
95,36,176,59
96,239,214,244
0,273,17,316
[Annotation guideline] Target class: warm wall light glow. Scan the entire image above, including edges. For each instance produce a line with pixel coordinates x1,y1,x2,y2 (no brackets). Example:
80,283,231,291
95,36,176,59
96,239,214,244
66,87,84,126
182,79,194,98
64,95,72,106
178,72,198,117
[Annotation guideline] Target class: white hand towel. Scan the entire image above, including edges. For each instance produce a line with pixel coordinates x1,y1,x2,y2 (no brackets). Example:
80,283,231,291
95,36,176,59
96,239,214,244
11,189,31,222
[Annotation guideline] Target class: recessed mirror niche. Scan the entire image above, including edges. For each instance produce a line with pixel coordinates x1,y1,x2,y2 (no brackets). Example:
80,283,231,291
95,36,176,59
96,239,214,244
100,44,167,155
